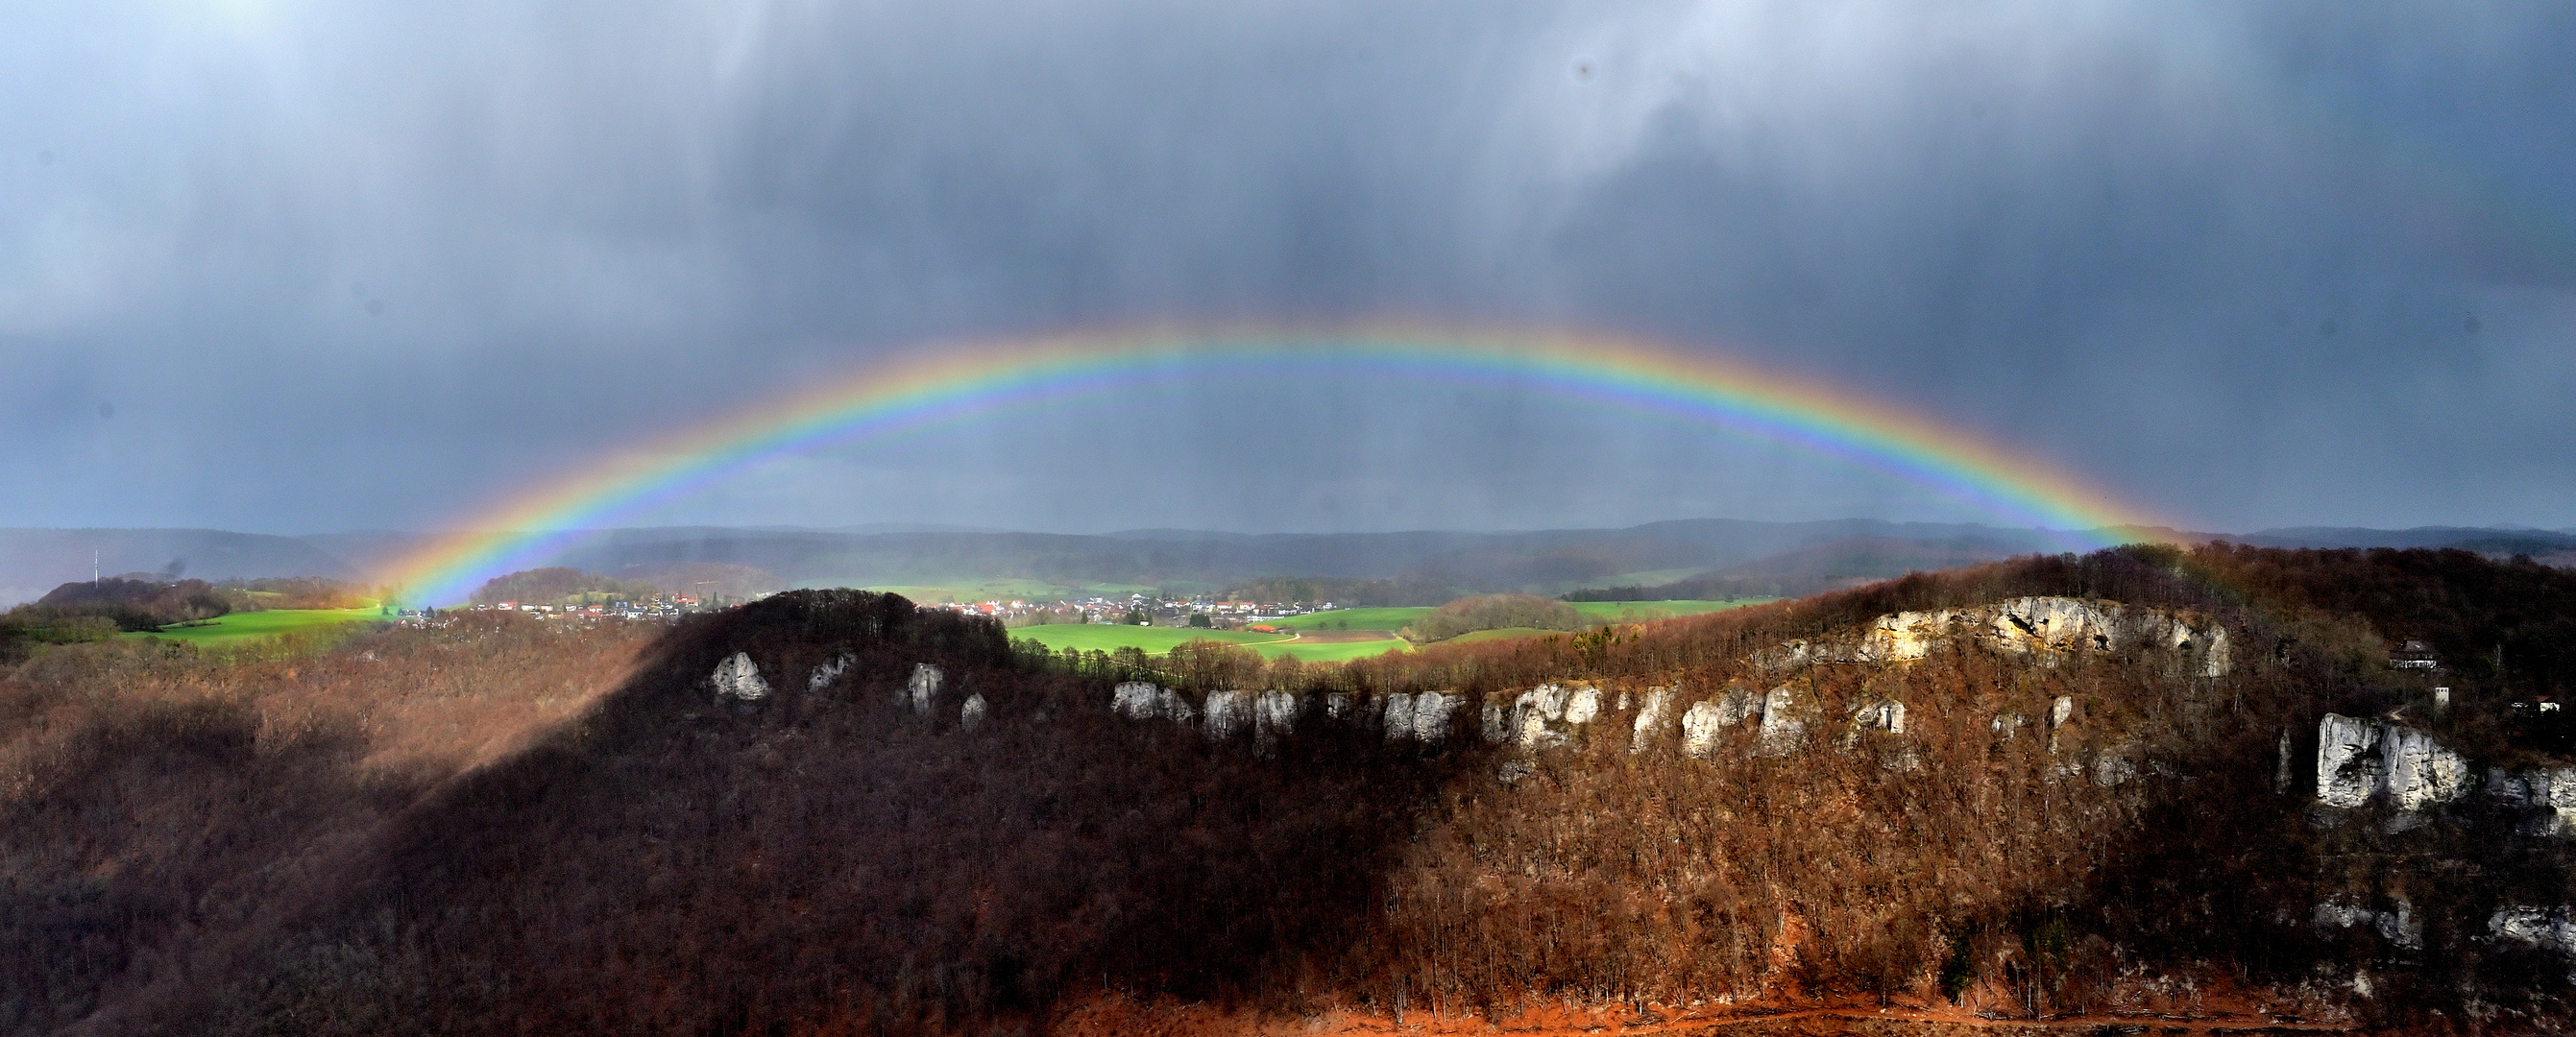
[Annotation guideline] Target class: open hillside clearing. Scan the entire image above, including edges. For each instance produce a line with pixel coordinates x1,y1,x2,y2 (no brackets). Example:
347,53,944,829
121,606,388,646
1266,606,1432,632
1011,622,1412,663
1009,623,1292,655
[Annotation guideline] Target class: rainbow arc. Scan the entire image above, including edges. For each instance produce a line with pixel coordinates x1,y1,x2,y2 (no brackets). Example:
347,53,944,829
384,326,2174,605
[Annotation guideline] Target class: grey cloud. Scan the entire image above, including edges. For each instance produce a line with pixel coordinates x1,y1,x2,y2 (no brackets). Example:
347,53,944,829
0,1,2570,534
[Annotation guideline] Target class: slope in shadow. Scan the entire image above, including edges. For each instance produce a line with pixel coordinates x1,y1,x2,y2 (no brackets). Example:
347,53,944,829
157,591,1483,1036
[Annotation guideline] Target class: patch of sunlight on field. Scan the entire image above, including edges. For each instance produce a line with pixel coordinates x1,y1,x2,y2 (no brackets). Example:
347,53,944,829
1265,607,1431,632
126,607,389,646
1247,636,1411,663
1009,624,1290,655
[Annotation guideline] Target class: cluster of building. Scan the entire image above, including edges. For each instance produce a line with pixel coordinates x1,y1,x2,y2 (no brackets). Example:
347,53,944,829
923,593,1339,629
469,595,710,620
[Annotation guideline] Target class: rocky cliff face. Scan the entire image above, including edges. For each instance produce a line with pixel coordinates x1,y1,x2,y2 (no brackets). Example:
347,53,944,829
710,651,769,707
660,582,2573,1033
2315,712,2477,814
1762,595,2231,677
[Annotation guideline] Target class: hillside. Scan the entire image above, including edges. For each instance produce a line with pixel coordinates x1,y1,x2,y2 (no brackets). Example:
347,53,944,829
3,545,2574,1034
9,522,2568,610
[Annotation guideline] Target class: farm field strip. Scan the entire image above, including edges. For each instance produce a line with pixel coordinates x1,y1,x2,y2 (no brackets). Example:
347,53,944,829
1009,622,1414,663
1009,624,1290,655
124,607,388,645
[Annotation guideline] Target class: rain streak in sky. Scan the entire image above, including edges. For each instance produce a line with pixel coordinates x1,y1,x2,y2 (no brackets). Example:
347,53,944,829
3,1,2573,535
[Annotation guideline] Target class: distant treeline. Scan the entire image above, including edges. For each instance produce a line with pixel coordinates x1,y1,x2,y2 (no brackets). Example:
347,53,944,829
1,576,368,661
1223,573,1474,607
1565,536,2041,602
1562,574,1795,603
470,567,663,607
1401,593,1582,642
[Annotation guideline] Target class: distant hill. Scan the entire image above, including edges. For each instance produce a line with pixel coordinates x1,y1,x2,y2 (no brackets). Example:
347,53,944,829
0,529,362,607
7,521,2571,609
611,561,785,600
2237,525,2576,552
541,518,2087,594
1565,535,2034,601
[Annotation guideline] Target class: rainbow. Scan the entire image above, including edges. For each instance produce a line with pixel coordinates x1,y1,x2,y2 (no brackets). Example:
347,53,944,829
382,325,2174,605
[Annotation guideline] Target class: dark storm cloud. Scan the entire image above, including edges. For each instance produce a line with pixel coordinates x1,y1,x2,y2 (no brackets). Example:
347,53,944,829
1,1,2570,533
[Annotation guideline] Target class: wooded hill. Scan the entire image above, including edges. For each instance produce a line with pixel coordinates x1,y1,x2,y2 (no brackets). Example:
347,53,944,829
3,544,2573,1034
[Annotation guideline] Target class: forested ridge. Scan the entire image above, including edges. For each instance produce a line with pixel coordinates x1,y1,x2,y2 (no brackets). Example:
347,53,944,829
3,545,2573,1034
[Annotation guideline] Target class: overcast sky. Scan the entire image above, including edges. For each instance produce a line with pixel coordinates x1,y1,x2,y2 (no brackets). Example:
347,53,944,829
4,1,2571,535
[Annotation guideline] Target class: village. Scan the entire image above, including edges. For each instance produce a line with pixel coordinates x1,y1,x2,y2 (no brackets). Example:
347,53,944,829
449,590,1339,633
930,593,1336,632
465,592,714,621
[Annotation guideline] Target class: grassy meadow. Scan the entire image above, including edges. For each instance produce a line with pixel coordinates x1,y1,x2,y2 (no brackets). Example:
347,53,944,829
1009,624,1289,655
1252,635,1410,663
1262,607,1430,632
1009,622,1413,663
126,607,389,646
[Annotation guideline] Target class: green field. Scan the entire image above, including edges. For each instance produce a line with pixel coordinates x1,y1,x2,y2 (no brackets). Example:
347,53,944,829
1263,607,1431,632
1010,624,1288,655
1009,623,1414,663
1567,599,1769,622
1009,599,1768,663
126,607,389,646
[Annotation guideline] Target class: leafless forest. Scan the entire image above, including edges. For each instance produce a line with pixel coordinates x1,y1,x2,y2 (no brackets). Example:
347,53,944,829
4,545,2572,1035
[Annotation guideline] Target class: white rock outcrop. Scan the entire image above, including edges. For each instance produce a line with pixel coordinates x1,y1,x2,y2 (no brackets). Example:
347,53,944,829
1768,596,2230,676
1755,687,1805,758
960,693,988,731
1855,700,1906,735
2317,901,2424,950
2318,713,2384,808
2381,725,2472,811
2490,906,2576,957
1715,685,1762,727
2091,753,2139,788
1158,687,1196,726
1411,692,1461,744
1681,700,1726,759
2487,767,2576,835
1504,684,1596,746
1630,687,1674,754
2317,713,2471,811
1325,692,1356,722
1113,681,1164,719
1382,693,1417,742
1203,690,1253,740
807,654,854,693
1480,701,1510,743
906,663,944,715
1513,685,1577,748
1562,686,1601,726
712,652,770,706
1258,690,1305,738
